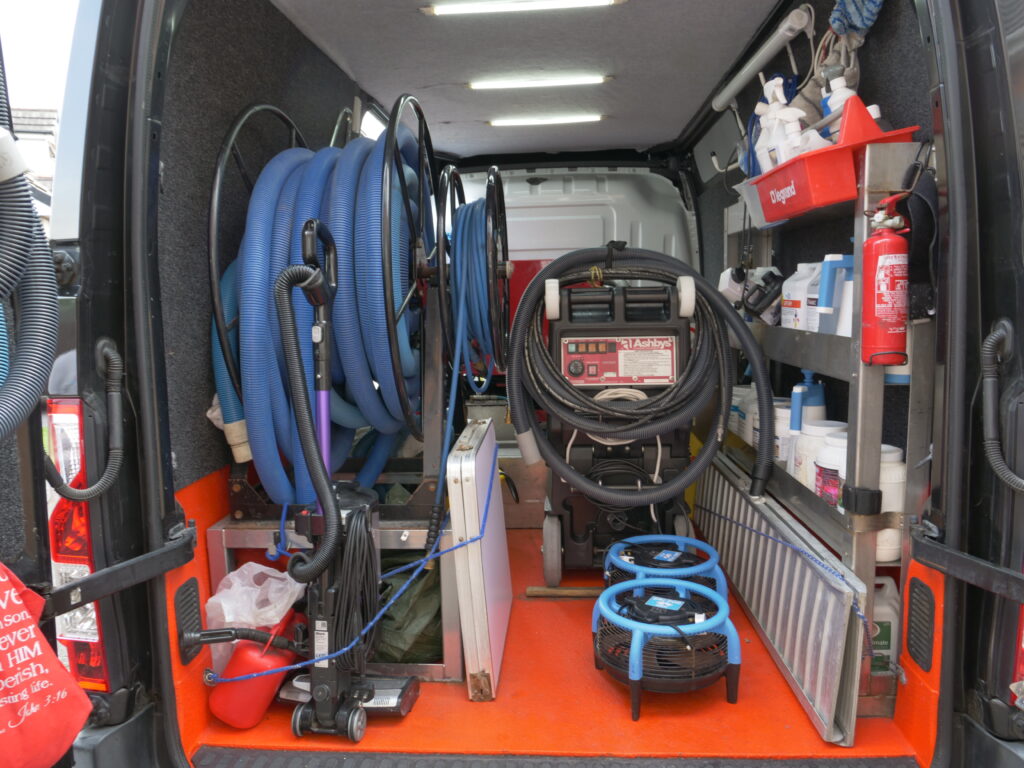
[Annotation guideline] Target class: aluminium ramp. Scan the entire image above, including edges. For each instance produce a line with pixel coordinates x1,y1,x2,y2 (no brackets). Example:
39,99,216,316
695,454,867,746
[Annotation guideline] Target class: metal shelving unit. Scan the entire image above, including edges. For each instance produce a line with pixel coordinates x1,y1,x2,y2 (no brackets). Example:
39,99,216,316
729,143,936,718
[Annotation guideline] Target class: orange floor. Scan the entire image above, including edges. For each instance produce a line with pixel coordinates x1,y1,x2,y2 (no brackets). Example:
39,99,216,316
194,529,916,760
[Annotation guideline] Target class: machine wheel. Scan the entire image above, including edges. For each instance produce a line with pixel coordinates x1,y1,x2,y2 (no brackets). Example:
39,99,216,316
291,701,313,738
346,705,367,743
542,514,563,587
673,510,694,538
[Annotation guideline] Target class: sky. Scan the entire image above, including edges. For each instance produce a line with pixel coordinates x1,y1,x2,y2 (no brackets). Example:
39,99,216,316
0,0,81,112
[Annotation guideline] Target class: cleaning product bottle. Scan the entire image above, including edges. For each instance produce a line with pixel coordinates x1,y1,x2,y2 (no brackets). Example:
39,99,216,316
795,369,826,421
867,104,893,132
781,263,822,329
773,107,807,165
816,254,854,335
801,261,826,332
800,125,833,153
872,577,901,675
754,78,788,172
825,76,857,140
786,384,807,473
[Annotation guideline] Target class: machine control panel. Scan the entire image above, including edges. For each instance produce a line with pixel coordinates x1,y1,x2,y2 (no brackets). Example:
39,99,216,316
560,335,677,387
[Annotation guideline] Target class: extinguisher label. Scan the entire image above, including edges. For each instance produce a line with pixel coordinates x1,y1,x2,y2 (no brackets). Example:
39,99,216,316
874,253,909,325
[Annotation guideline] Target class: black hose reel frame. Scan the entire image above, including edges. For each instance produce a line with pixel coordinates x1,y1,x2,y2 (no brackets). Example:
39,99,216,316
209,103,307,402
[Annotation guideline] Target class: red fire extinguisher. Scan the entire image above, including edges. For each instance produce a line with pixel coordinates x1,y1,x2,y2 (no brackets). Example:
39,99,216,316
861,193,910,365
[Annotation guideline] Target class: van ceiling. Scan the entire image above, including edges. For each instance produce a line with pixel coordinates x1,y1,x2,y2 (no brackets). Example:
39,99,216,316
269,0,777,158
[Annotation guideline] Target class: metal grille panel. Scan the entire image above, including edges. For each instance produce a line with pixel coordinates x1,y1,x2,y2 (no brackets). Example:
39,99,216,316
695,455,866,746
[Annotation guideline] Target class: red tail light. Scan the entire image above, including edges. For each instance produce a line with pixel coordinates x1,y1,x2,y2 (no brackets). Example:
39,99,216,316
45,398,111,693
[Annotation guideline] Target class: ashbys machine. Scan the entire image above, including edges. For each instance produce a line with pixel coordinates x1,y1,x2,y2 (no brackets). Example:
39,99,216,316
508,246,775,586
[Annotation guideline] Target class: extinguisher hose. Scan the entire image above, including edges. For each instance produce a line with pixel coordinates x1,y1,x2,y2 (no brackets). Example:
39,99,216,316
981,321,1024,492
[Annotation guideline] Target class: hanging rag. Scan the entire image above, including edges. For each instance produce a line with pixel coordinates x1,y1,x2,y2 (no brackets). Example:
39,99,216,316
830,0,884,36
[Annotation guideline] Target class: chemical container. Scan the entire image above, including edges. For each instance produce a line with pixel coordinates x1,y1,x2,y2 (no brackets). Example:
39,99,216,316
793,420,847,489
781,263,822,330
814,433,848,509
751,397,792,450
872,577,901,675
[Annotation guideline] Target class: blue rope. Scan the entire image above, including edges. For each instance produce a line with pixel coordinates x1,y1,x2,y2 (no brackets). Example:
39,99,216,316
264,504,293,561
693,503,874,659
209,444,499,684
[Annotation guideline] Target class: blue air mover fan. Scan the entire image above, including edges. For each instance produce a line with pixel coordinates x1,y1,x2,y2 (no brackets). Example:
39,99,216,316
604,535,727,599
593,578,740,720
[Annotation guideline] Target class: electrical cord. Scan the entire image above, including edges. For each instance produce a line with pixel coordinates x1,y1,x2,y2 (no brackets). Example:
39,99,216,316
508,247,774,505
332,505,380,671
44,345,125,501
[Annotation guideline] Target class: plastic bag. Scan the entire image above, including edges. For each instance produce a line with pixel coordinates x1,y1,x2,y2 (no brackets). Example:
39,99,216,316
205,562,305,673
0,562,92,768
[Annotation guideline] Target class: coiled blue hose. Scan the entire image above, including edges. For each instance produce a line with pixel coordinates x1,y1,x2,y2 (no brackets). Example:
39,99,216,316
226,131,426,505
451,198,494,393
211,260,242,425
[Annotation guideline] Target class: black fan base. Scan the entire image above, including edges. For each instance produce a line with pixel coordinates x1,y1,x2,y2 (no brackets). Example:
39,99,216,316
593,651,739,721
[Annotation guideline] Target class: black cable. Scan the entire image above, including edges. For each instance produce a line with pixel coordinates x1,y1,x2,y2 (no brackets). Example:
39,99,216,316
181,626,304,655
981,321,1024,492
274,264,341,583
44,346,125,501
508,248,773,505
209,104,307,403
331,505,380,672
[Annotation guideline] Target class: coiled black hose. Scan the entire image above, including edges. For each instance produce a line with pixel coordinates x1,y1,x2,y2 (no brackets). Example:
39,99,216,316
508,248,773,504
274,264,340,583
44,346,125,500
0,173,58,443
981,321,1024,492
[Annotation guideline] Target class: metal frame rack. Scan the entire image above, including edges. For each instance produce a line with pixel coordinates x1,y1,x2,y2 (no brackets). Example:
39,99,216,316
726,142,935,717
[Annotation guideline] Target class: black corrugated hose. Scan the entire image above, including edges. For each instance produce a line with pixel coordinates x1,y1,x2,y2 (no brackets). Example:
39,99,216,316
274,264,341,583
981,321,1024,492
44,346,125,500
508,247,773,505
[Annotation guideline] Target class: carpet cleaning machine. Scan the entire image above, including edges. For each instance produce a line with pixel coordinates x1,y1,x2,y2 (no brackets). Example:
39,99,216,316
196,94,511,740
507,246,773,714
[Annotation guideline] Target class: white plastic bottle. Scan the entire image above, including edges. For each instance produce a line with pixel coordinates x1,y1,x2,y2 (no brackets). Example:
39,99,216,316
773,107,807,165
877,456,908,562
872,577,901,675
826,76,857,140
750,396,791,449
754,78,788,172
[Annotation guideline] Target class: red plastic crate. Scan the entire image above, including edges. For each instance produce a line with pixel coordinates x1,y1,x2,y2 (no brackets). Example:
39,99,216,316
751,96,918,223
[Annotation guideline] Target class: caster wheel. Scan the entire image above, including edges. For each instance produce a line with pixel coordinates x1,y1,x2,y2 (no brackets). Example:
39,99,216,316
346,705,367,743
291,701,313,738
542,514,563,587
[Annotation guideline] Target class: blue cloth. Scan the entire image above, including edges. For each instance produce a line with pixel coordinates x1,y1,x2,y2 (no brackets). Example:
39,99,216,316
830,0,884,35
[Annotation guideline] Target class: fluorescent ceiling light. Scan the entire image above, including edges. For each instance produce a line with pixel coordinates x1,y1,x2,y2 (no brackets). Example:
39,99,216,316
359,111,387,140
428,0,618,16
490,114,602,127
470,74,607,90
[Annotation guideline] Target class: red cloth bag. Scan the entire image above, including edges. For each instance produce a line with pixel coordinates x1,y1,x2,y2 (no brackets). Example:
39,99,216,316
0,563,91,768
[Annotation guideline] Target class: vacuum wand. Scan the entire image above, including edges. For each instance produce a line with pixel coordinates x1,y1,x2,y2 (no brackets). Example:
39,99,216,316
301,219,338,492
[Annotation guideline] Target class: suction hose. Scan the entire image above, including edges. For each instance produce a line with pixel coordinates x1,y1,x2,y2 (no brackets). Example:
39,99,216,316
507,247,773,504
981,320,1024,492
275,264,341,583
0,136,58,443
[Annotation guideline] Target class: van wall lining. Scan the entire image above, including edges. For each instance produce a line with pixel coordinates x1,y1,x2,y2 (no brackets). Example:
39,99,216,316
158,0,358,490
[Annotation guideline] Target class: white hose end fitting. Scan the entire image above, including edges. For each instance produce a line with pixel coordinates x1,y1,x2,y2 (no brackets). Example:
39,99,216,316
544,279,560,320
677,276,696,318
516,430,543,465
224,420,253,464
0,128,28,183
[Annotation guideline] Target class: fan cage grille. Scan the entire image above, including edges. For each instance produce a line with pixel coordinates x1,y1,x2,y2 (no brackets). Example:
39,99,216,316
595,617,729,681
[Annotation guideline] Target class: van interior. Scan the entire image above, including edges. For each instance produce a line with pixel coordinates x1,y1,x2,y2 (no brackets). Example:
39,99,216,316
57,0,962,764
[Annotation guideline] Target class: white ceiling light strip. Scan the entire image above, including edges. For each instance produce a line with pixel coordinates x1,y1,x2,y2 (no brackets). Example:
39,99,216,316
490,114,602,127
428,0,620,16
470,74,607,90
